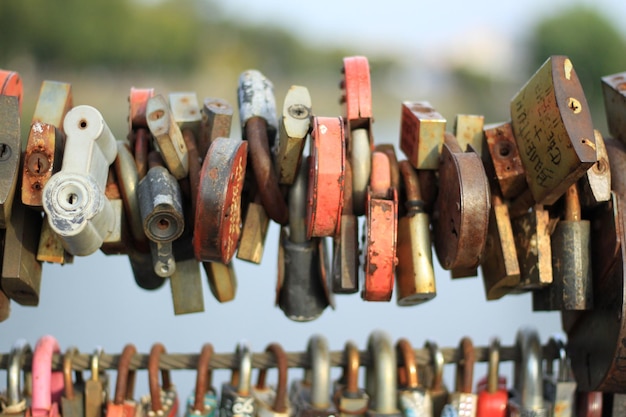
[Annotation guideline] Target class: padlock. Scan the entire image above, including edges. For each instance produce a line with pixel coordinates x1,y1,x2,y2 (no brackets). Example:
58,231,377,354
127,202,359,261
399,101,446,170
22,81,72,208
482,121,527,200
276,85,311,185
443,337,477,417
332,341,369,417
533,184,592,311
220,342,256,417
202,260,237,303
238,69,288,225
395,160,436,306
575,391,602,417
364,331,401,417
193,137,248,264
290,334,336,417
424,341,448,417
454,114,484,157
376,144,400,191
543,338,576,417
145,94,189,180
341,56,373,134
2,175,43,306
127,245,166,291
475,339,508,417
509,327,550,416
0,95,21,229
350,128,371,216
480,189,521,300
26,336,64,417
85,348,109,417
60,348,85,417
169,92,201,135
0,70,23,112
601,71,626,143
578,129,610,208
141,344,179,417
511,204,553,290
37,213,74,265
1,340,31,417
100,189,128,256
106,344,138,417
306,116,344,238
236,192,270,264
252,343,291,417
137,155,185,277
128,87,154,180
277,158,331,321
185,344,218,417
362,152,398,302
331,159,359,294
0,288,10,322
43,105,118,256
200,97,233,159
169,258,205,315
395,338,432,417
434,133,490,272
510,55,596,206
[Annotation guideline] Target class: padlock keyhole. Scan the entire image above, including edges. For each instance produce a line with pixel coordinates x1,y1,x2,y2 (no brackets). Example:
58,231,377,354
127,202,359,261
0,143,11,161
157,218,170,230
79,119,88,129
67,193,78,206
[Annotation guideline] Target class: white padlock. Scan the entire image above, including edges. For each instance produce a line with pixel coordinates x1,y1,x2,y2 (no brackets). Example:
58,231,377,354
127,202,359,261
43,105,117,256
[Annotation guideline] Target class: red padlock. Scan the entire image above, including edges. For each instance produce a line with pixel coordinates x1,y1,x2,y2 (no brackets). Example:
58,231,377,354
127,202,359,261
341,56,373,131
362,151,398,301
476,338,508,417
0,69,23,113
306,116,345,238
27,335,65,417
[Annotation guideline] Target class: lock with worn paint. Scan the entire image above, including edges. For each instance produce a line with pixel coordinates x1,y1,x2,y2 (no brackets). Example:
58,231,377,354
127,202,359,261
277,158,331,321
396,338,432,417
510,55,596,206
454,114,484,156
395,160,436,305
141,343,179,417
106,344,138,417
483,121,527,200
276,85,311,185
0,95,21,229
200,97,233,159
533,184,592,311
543,338,576,417
399,101,446,170
443,337,477,417
475,339,508,417
60,348,85,417
43,105,118,256
601,71,626,144
26,336,64,417
362,151,398,302
185,344,218,417
252,343,291,417
1,340,31,417
364,331,401,417
0,70,23,111
332,341,369,417
424,341,449,417
290,335,336,417
220,342,256,417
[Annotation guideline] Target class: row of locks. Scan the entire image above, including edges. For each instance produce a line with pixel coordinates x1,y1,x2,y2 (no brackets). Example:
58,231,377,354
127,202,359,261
0,328,615,417
2,55,626,392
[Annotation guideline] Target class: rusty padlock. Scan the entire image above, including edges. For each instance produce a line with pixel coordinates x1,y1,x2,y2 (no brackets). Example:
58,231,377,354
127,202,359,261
276,85,311,185
578,129,611,208
433,133,490,272
483,121,527,200
362,151,398,302
200,97,233,159
332,341,369,417
252,343,292,417
0,95,21,229
306,116,345,238
601,71,626,144
510,55,596,206
396,338,432,416
105,344,138,417
399,101,446,170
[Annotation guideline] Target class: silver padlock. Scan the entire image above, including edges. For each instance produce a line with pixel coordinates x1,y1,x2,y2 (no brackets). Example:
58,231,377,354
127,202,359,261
365,331,402,417
2,340,32,416
219,341,256,417
543,338,575,417
43,105,118,256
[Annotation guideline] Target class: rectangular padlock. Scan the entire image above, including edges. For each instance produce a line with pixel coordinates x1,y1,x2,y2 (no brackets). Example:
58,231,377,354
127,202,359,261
169,258,204,315
169,92,201,136
482,121,527,200
276,86,311,185
399,101,446,170
100,199,127,256
578,129,610,208
0,95,21,229
510,55,596,206
200,97,233,158
37,215,74,264
202,260,237,303
237,196,270,264
454,114,484,156
332,160,358,294
601,71,626,143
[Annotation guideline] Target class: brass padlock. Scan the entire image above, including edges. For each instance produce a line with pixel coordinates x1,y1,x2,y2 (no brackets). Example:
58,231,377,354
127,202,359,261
0,95,21,229
169,258,205,315
578,129,610,208
202,260,237,303
510,55,596,206
200,97,233,159
395,160,436,305
236,192,270,264
399,101,446,170
454,114,484,157
483,121,527,200
276,85,311,185
601,71,626,143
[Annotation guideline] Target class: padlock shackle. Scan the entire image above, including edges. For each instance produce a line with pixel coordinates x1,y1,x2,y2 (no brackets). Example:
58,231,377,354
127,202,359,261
193,343,214,412
376,145,400,192
424,340,445,391
288,155,308,244
7,339,31,408
454,337,475,394
370,152,391,199
366,331,398,414
89,347,104,383
307,334,331,409
148,343,172,413
399,160,423,206
134,128,150,180
148,150,165,170
255,343,288,413
342,341,360,394
31,335,64,414
342,160,354,216
396,338,419,389
546,336,571,382
62,347,80,400
114,344,137,405
129,87,154,131
564,184,582,221
487,338,501,394
514,327,544,410
234,341,253,396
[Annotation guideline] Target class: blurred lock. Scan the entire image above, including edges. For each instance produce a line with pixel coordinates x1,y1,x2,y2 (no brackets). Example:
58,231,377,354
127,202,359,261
253,343,292,417
0,95,21,229
341,56,373,133
237,192,270,264
365,331,402,417
202,260,237,303
127,245,165,291
220,342,256,417
511,205,553,290
146,94,189,179
476,339,508,417
395,160,436,306
434,133,490,272
169,258,204,315
185,344,218,417
578,129,610,208
84,349,109,417
454,114,484,156
142,344,179,417
601,71,626,143
2,340,31,416
114,141,147,248
575,391,602,417
0,70,23,112
0,290,10,322
128,87,154,180
43,105,118,256
424,341,449,417
395,338,432,417
200,97,233,158
276,85,311,185
483,121,527,200
307,116,344,238
543,338,576,417
399,101,446,170
350,127,371,217
332,341,369,417
194,137,248,264
443,338,477,417
169,92,201,135
26,335,64,417
60,348,84,417
106,344,138,417
510,55,596,206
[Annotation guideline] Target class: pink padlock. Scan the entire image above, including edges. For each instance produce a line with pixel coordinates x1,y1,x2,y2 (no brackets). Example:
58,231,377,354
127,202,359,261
27,335,65,417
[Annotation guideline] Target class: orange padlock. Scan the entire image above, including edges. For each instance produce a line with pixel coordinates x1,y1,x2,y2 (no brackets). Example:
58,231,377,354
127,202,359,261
0,70,23,114
341,56,373,132
362,151,398,302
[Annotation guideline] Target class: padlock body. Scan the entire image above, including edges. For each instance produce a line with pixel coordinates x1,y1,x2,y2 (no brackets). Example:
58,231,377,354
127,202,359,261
399,101,445,170
331,214,359,294
203,261,237,303
476,390,508,417
61,394,85,417
184,390,218,417
169,258,204,315
236,201,269,264
106,402,136,417
543,379,576,417
511,206,552,289
397,388,433,417
447,392,477,417
219,383,256,417
336,390,369,417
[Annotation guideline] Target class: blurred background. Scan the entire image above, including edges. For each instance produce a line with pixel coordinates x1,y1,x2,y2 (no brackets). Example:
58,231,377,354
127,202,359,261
1,0,625,400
